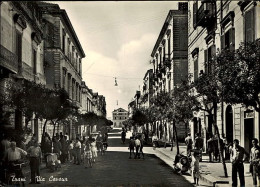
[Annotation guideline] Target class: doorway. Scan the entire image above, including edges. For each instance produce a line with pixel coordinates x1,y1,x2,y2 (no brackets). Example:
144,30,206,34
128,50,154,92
244,118,254,153
225,105,233,144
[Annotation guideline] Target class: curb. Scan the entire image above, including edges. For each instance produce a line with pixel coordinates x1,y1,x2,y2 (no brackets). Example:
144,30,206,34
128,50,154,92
155,148,230,186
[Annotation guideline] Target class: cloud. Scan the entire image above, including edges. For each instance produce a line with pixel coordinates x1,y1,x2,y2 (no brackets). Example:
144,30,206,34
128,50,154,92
82,33,157,117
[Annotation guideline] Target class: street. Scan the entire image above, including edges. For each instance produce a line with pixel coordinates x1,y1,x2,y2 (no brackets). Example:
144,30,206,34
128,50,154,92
24,128,193,186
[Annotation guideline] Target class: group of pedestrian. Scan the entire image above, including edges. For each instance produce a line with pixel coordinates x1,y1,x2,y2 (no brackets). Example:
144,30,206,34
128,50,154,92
128,133,145,159
230,138,260,187
68,132,108,169
206,134,225,162
0,134,42,185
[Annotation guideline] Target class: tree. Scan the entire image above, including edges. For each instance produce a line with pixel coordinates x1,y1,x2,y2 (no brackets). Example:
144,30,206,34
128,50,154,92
192,64,228,177
217,39,260,112
150,91,176,150
171,78,201,153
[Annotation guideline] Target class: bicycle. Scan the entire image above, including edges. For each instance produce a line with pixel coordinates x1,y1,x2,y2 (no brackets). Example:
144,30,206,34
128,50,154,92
5,161,26,186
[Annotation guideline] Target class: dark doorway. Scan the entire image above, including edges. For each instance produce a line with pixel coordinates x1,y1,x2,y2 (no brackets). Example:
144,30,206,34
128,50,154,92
225,105,233,144
244,118,254,153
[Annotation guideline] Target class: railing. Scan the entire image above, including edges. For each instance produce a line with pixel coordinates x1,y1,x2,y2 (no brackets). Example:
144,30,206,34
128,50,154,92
196,1,216,27
163,55,171,69
0,45,18,73
19,61,34,81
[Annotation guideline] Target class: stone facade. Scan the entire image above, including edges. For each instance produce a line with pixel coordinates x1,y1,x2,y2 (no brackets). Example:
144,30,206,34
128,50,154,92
188,1,260,152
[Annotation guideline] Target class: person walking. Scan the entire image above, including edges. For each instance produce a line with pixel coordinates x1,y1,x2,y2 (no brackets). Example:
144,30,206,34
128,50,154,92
68,140,74,162
139,136,145,159
75,138,81,165
230,139,248,187
250,138,260,186
134,136,141,159
128,137,135,159
27,140,42,184
194,133,203,161
207,135,214,162
121,130,126,144
90,138,97,163
191,149,201,186
185,133,193,157
84,143,93,168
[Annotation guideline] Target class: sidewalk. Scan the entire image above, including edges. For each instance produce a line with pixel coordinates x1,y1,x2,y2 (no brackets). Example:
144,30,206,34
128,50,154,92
126,130,254,186
147,145,253,187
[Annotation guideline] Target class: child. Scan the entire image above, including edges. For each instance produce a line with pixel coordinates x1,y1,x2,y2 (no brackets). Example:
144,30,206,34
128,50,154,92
84,143,93,168
191,150,201,186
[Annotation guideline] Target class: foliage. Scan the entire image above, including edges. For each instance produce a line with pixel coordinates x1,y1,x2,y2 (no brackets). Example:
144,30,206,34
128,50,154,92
131,108,148,126
216,39,260,112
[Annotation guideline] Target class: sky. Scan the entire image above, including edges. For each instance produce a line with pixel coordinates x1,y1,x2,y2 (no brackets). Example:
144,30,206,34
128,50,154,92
55,1,180,118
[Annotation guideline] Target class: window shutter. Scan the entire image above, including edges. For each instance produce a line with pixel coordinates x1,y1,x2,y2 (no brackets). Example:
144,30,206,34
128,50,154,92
193,2,198,28
229,28,235,51
220,34,225,50
194,58,198,81
204,49,208,74
210,45,216,73
245,8,254,42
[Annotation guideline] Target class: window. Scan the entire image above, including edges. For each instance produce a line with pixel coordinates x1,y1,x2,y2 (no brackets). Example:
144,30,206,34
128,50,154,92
245,8,255,43
62,30,66,53
16,31,22,72
193,1,198,28
194,58,198,80
221,28,235,50
33,49,37,74
204,45,216,75
62,68,66,89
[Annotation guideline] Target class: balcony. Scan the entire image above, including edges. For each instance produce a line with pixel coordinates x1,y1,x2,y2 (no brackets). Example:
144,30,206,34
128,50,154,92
195,1,216,28
160,64,166,75
163,55,171,69
156,68,162,79
0,45,18,74
15,61,34,81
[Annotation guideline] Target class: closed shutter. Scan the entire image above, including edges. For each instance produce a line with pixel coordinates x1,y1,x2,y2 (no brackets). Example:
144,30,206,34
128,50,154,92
53,21,60,48
245,8,255,42
204,49,208,74
210,45,216,73
193,2,198,28
173,17,180,51
220,34,225,50
229,28,235,51
194,58,198,81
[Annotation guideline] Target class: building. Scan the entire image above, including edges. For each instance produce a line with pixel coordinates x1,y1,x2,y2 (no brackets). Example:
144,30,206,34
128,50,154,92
0,2,46,140
188,0,260,152
93,93,107,117
139,69,153,109
112,108,128,128
148,3,188,142
81,81,94,114
38,2,85,139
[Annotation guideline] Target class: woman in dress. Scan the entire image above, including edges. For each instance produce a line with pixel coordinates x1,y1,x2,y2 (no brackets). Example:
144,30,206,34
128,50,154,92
90,138,98,163
191,149,200,186
84,143,93,168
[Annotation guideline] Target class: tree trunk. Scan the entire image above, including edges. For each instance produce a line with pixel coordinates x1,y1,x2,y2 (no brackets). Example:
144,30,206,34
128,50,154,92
173,120,179,154
41,119,48,144
52,120,56,138
213,101,228,177
171,121,174,151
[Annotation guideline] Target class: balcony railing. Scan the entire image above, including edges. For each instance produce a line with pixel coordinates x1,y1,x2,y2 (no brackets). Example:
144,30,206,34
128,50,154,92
163,55,171,69
196,1,216,28
0,45,18,73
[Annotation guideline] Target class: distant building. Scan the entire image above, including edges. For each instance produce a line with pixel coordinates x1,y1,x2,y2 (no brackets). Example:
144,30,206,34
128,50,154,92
112,108,128,127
